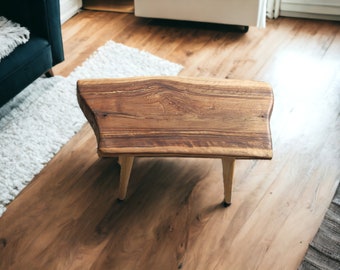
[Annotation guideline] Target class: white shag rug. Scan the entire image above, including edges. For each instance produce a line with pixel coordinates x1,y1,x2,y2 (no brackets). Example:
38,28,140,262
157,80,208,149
0,40,183,216
0,16,30,61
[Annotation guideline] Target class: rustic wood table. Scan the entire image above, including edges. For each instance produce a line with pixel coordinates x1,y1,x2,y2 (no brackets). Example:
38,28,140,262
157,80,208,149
77,76,273,206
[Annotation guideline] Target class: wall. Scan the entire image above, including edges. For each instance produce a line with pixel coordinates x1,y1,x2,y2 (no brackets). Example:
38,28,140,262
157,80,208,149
60,0,83,24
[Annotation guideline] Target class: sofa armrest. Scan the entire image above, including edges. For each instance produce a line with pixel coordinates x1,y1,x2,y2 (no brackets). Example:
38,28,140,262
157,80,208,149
0,0,64,65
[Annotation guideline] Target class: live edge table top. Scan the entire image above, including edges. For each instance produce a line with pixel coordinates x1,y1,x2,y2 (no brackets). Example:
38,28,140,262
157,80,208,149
77,76,274,160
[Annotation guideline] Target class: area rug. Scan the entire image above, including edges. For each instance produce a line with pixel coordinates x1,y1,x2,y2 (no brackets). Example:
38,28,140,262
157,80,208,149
299,183,340,270
0,40,183,216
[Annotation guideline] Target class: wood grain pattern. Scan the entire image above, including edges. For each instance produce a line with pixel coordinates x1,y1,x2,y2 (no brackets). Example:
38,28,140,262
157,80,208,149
77,76,273,159
0,11,339,270
77,76,273,204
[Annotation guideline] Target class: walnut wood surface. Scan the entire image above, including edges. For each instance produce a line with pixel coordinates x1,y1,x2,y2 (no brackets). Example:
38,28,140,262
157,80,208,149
77,76,273,159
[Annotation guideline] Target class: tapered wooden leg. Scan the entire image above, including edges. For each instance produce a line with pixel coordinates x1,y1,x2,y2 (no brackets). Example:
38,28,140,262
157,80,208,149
221,157,235,207
118,156,134,201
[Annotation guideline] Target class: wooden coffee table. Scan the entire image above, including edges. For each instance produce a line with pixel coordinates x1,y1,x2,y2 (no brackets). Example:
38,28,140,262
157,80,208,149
77,76,273,207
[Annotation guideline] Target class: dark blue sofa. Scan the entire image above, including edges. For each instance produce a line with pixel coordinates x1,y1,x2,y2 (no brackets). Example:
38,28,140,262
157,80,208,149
0,0,64,107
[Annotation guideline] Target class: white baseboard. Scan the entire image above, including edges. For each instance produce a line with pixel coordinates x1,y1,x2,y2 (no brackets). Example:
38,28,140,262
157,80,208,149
280,11,340,21
280,0,340,21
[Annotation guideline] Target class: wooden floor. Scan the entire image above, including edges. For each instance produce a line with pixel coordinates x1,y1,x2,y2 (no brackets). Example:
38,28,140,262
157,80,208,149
0,11,339,270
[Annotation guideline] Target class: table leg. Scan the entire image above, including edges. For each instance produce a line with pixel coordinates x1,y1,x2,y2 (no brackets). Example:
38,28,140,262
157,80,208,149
118,156,135,201
221,157,235,207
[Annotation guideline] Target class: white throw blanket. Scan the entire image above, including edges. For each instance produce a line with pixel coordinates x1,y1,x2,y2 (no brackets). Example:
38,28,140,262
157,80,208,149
0,16,30,61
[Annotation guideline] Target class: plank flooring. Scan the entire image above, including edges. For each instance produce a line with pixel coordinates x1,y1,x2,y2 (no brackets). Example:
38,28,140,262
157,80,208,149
0,11,339,269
